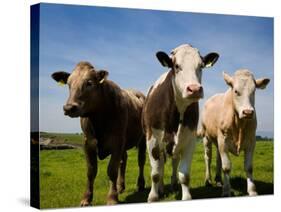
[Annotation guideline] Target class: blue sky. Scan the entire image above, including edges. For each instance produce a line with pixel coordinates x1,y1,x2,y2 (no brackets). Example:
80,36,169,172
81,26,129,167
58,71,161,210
37,3,274,136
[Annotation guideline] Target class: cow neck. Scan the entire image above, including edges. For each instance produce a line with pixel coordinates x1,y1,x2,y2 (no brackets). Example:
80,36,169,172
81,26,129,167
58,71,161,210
90,80,123,119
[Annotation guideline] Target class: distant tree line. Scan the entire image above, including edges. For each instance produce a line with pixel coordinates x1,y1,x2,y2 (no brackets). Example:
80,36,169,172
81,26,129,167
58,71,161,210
256,135,273,141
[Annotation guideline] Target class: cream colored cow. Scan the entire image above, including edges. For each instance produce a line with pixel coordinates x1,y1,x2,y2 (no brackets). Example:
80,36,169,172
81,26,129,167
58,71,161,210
200,69,270,197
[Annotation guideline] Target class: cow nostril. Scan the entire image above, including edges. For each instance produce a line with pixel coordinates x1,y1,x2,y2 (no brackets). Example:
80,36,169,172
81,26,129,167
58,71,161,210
187,84,203,94
63,104,78,114
70,105,78,113
243,109,254,116
187,86,193,93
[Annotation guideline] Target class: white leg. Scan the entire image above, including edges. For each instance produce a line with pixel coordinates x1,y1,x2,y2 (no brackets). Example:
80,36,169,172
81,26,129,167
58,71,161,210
203,137,212,186
244,142,257,196
218,134,232,197
147,129,164,202
177,129,196,200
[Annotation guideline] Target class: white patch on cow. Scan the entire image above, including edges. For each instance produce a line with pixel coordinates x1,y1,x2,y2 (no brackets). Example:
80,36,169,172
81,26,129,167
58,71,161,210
247,178,257,196
244,147,258,196
147,128,165,202
149,71,169,96
172,82,196,114
171,44,203,100
172,124,196,200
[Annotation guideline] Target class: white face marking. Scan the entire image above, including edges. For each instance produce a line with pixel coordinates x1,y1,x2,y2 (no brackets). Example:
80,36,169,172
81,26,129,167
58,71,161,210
171,44,203,99
231,70,256,119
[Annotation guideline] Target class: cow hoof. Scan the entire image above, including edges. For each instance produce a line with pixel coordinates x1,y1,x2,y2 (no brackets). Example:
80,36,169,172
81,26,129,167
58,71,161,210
216,181,223,187
137,177,145,191
171,182,179,191
182,193,192,201
107,194,118,205
147,193,159,202
249,191,258,196
205,180,213,187
222,191,231,197
117,184,125,194
137,184,145,192
80,199,92,207
158,187,164,197
107,199,118,205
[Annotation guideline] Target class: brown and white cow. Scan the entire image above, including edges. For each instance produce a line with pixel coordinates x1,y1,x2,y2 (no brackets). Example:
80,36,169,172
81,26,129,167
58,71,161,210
200,69,270,197
51,61,146,205
142,44,219,202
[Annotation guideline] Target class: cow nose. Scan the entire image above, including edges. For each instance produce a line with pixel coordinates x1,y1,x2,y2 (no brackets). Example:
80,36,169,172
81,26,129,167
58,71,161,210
63,104,78,115
186,84,203,97
242,109,254,117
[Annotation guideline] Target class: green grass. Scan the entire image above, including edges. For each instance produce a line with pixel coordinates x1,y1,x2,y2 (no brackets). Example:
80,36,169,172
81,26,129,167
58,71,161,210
39,133,273,209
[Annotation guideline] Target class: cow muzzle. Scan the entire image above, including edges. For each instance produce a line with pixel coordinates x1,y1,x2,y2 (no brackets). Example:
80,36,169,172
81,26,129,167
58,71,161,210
242,109,255,119
63,103,80,117
186,84,204,99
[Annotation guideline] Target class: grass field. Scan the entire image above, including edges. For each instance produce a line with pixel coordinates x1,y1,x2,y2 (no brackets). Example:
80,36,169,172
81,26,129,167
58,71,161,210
39,133,273,209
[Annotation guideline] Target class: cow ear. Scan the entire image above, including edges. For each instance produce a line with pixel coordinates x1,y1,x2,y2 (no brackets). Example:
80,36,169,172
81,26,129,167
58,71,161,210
51,71,70,85
223,71,233,87
255,78,270,89
96,70,109,84
203,52,219,68
156,51,173,68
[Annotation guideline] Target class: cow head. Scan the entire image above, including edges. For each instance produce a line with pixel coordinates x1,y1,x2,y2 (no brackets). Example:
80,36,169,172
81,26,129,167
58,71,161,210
223,69,270,119
156,44,219,101
51,61,108,118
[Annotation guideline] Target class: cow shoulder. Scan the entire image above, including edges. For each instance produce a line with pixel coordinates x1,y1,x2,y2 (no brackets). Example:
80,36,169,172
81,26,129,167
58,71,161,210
219,90,236,132
144,70,179,132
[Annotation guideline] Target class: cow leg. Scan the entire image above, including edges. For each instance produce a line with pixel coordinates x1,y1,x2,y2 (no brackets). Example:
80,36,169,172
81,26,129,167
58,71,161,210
203,137,212,187
107,152,121,205
147,130,164,202
215,148,223,187
178,134,196,200
244,142,257,196
117,151,127,194
137,137,146,191
171,156,180,191
80,138,98,206
158,157,165,197
218,135,232,197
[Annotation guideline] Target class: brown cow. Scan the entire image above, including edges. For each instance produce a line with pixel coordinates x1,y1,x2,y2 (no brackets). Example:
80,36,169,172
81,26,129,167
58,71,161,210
200,69,270,197
51,61,146,205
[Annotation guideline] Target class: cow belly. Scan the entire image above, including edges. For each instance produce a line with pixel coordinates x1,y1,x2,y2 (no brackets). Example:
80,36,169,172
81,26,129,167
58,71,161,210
125,130,143,150
96,136,114,160
227,139,242,156
97,142,111,160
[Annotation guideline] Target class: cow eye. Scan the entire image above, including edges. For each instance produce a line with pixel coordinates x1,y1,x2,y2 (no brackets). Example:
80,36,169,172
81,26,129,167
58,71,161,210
174,64,182,73
234,89,240,96
86,80,94,87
